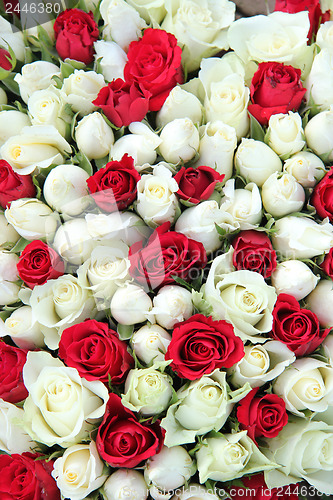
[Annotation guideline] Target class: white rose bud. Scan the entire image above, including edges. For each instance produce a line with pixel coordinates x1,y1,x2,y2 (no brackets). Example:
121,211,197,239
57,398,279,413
14,61,61,103
24,21,55,45
267,112,305,157
0,250,19,282
0,88,7,105
316,20,333,51
220,179,263,230
0,17,25,61
111,283,153,325
284,151,326,187
61,70,106,115
28,87,70,137
156,86,203,129
0,213,20,249
5,198,59,240
53,219,96,265
0,110,30,147
152,285,193,330
103,469,148,500
131,324,171,364
171,483,220,500
261,172,305,218
306,48,333,112
305,279,333,328
159,118,200,164
304,106,333,161
235,138,282,187
94,40,127,82
0,281,20,305
126,0,166,24
0,399,34,454
271,260,319,300
1,305,44,349
75,112,114,159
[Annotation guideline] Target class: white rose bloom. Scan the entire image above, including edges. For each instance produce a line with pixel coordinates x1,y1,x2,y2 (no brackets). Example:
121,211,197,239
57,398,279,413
235,138,282,187
304,106,333,161
0,250,18,282
0,305,44,349
94,40,127,82
100,0,147,50
152,285,193,330
316,20,333,50
131,324,171,364
171,484,220,500
28,86,71,137
0,399,34,454
126,0,166,23
0,88,6,104
136,164,180,228
29,275,96,350
306,48,333,112
272,216,333,259
0,16,25,61
5,198,59,240
0,212,20,249
53,219,97,265
283,151,326,188
267,112,305,157
0,110,30,147
220,180,263,230
161,370,250,447
156,86,203,129
158,118,200,164
0,280,20,305
196,431,277,483
228,341,296,389
264,419,333,494
43,164,90,216
76,112,114,160
61,70,106,116
261,172,305,218
14,61,61,103
111,283,153,325
103,470,148,500
305,279,333,328
271,260,319,300
52,441,108,500
23,351,108,447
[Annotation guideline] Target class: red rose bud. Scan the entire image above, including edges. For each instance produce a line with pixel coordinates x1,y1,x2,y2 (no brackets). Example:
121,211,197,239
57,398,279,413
274,0,330,40
320,247,333,279
229,474,299,500
0,48,12,71
86,153,141,212
174,166,224,204
93,79,150,128
53,9,99,64
231,230,277,278
124,28,183,112
311,166,333,221
248,62,306,126
0,341,28,403
0,160,36,208
165,314,244,380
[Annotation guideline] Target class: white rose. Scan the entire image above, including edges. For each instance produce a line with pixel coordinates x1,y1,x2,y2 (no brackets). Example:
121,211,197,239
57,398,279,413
0,250,18,282
0,88,6,104
1,305,44,349
161,370,250,447
0,212,20,249
61,70,105,115
14,61,61,103
152,285,193,330
103,470,148,500
23,351,108,447
316,20,333,50
0,16,25,61
267,112,305,157
305,279,333,328
131,324,171,364
158,118,200,164
0,280,20,305
306,48,333,112
0,124,71,175
304,106,333,161
76,112,114,160
171,484,220,500
156,86,203,129
43,164,90,216
100,0,147,50
94,40,127,82
220,180,263,230
126,0,166,23
0,399,34,454
261,172,305,218
228,341,296,389
52,441,108,500
271,260,319,300
111,283,153,325
136,164,179,227
28,86,71,137
235,138,282,187
0,110,30,147
5,198,59,240
272,216,333,259
283,151,326,188
53,219,97,265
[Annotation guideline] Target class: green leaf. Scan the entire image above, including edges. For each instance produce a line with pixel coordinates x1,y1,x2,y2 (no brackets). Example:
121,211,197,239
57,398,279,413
10,237,31,254
51,75,63,89
0,309,12,321
117,323,134,341
61,61,76,79
70,111,80,141
249,112,265,142
32,175,42,199
76,151,93,176
94,156,108,170
171,275,193,291
2,73,20,96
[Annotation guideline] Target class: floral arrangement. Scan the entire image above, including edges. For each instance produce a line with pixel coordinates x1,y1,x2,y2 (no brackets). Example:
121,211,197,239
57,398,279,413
2,0,333,499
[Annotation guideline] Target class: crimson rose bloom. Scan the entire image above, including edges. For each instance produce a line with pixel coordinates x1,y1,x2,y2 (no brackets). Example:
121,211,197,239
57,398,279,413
96,393,164,467
320,247,333,278
165,314,244,380
229,474,299,500
231,230,277,278
0,160,36,208
275,0,330,39
58,319,134,385
237,387,288,444
0,452,60,500
17,240,64,289
311,166,333,221
93,79,150,128
0,341,28,403
248,62,306,126
124,28,183,112
87,154,140,212
0,48,12,71
129,222,207,290
53,9,99,64
174,166,224,204
270,293,330,356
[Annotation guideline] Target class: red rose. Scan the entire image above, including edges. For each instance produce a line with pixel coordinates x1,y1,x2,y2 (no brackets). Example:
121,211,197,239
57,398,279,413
229,474,299,500
231,230,277,278
237,387,288,444
0,341,28,403
274,0,330,40
0,452,60,500
58,319,134,385
270,293,330,356
93,79,150,128
86,154,141,212
17,240,65,289
124,28,183,112
96,393,164,467
311,166,333,221
53,9,99,64
174,166,224,205
248,62,306,126
128,222,207,290
0,160,36,208
165,314,244,380
320,247,333,278
0,48,12,71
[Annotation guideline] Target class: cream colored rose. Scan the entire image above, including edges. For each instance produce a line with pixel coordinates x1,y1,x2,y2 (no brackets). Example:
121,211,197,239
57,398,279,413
267,112,305,157
0,110,30,147
131,324,171,364
305,279,333,328
110,283,153,325
53,219,97,265
103,470,148,500
14,61,60,103
0,17,24,61
283,151,325,188
220,180,263,230
271,260,319,300
156,86,203,129
261,172,305,218
61,70,105,115
306,48,333,112
1,305,44,350
316,20,333,50
0,213,20,249
171,484,220,500
0,399,34,454
127,0,166,23
235,138,282,187
94,40,127,82
151,285,193,330
28,86,71,137
158,118,200,164
75,112,114,159
304,106,333,161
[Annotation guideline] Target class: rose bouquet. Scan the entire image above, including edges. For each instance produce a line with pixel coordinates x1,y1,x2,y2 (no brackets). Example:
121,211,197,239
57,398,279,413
1,0,333,499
